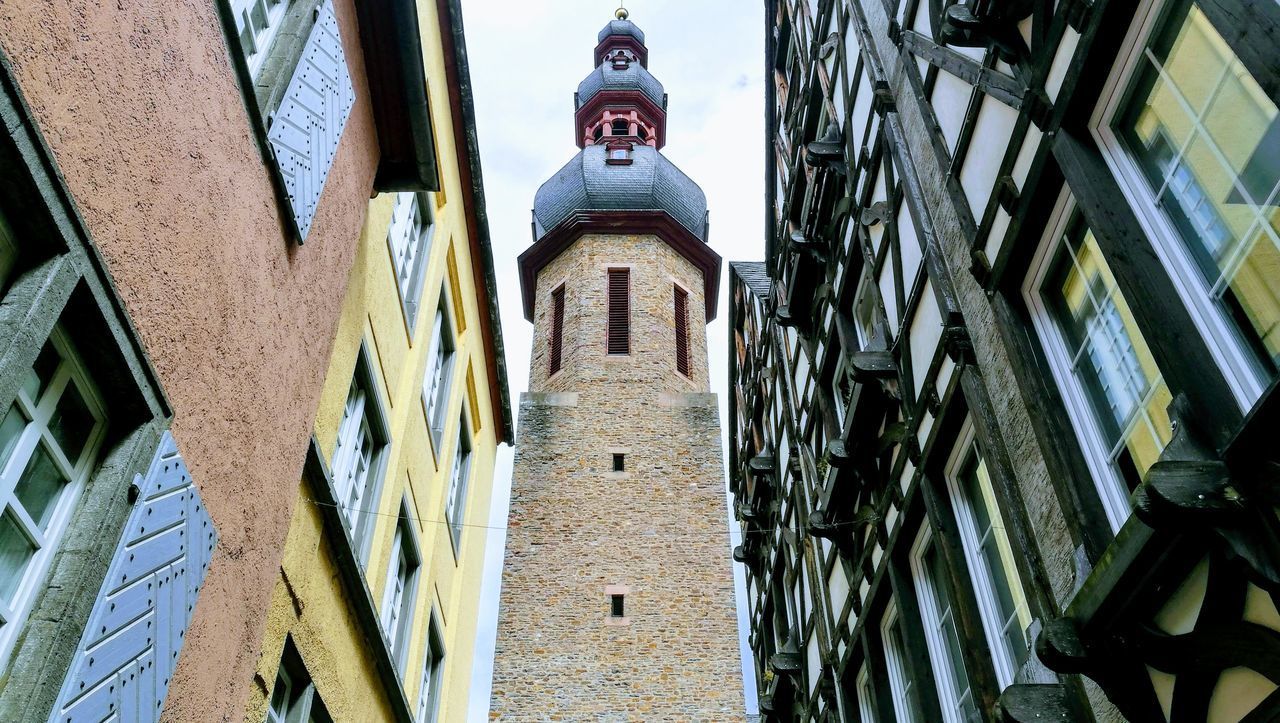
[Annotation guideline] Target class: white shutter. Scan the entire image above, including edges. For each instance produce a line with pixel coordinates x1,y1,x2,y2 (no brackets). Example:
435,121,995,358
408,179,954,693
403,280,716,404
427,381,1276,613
49,433,217,723
266,0,355,240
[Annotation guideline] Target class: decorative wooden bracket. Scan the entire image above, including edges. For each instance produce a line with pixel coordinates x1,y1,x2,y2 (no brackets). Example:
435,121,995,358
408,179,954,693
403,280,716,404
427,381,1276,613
805,124,848,174
1136,394,1280,591
993,684,1075,723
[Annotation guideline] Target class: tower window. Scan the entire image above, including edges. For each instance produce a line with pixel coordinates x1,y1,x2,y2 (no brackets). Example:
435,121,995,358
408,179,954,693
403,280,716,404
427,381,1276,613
549,284,566,375
607,269,630,354
612,453,625,472
611,118,629,135
674,284,690,376
610,594,625,618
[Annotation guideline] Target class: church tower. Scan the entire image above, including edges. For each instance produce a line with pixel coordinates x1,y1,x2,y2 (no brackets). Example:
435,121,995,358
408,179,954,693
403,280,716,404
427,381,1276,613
489,10,744,720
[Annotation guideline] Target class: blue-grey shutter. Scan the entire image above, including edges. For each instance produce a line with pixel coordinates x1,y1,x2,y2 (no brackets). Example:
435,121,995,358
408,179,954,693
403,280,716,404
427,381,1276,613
266,0,356,240
48,432,217,723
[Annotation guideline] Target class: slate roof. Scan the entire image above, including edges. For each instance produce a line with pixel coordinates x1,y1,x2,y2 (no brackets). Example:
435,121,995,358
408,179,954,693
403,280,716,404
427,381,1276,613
598,18,645,44
730,261,771,298
576,60,665,109
533,144,707,241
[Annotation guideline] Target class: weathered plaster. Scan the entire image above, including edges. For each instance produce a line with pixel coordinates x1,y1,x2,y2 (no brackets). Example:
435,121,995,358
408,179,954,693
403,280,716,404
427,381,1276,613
0,0,380,717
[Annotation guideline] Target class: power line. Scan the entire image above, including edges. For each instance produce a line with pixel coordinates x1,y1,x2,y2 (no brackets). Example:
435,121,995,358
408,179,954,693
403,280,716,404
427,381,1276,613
300,495,880,542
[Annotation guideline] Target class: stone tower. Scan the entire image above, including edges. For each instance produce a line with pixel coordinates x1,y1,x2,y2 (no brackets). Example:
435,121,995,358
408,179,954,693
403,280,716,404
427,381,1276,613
489,10,744,721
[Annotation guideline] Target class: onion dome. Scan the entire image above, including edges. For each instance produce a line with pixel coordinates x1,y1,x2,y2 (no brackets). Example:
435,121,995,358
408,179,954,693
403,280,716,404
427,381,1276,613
532,144,707,240
576,61,665,110
599,18,645,44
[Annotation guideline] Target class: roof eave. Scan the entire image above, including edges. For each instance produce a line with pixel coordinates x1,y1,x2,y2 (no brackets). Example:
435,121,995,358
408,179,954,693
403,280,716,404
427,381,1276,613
356,0,441,192
519,210,721,324
440,0,514,444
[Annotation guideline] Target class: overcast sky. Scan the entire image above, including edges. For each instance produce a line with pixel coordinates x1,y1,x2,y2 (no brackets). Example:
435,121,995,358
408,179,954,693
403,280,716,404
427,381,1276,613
461,2,766,718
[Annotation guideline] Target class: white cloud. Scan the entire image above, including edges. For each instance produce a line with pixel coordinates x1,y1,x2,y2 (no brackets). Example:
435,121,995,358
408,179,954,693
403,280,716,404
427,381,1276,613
462,2,765,718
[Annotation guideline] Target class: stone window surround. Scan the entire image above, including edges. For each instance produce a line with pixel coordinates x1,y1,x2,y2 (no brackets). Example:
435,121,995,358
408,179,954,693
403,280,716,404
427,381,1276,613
601,262,636,360
604,447,630,480
604,584,631,626
667,274,699,388
546,276,570,382
0,60,172,721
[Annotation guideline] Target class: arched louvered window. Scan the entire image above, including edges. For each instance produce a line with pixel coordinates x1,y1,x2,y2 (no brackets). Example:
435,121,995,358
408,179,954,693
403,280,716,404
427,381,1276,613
549,284,566,375
674,284,690,376
607,269,630,355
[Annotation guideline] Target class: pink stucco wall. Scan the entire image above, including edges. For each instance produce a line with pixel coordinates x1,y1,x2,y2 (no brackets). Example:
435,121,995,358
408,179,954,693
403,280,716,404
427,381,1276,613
0,0,379,718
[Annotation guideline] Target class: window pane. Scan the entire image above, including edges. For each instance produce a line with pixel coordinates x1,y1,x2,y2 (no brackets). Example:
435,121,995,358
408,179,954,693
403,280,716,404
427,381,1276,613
1044,215,1173,490
0,405,28,473
924,544,974,719
13,444,68,531
0,509,36,605
885,616,924,720
1117,1,1280,376
959,451,1030,673
49,381,94,464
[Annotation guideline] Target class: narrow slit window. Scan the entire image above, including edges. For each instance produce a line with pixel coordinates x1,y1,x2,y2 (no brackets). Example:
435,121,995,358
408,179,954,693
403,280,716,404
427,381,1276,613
549,285,566,375
607,269,630,355
610,594,625,618
674,284,690,376
612,453,625,472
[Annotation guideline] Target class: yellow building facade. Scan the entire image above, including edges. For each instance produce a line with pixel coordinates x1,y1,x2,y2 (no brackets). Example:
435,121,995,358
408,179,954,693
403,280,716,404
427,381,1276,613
246,1,511,721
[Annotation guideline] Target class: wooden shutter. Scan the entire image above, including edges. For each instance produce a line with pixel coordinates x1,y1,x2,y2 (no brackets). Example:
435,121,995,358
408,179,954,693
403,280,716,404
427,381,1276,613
674,284,690,376
607,269,630,355
549,285,566,374
51,432,217,722
266,0,355,240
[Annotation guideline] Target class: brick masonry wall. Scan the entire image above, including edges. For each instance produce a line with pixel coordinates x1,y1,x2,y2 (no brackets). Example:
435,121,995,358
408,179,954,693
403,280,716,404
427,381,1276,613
490,234,744,721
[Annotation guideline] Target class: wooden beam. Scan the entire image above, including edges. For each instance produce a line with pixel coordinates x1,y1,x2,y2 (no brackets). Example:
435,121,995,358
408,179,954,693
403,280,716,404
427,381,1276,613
901,30,1024,109
1197,0,1280,103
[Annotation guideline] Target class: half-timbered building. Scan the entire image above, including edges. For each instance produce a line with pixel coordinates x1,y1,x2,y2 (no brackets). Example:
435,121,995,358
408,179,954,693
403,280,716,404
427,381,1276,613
729,0,1280,720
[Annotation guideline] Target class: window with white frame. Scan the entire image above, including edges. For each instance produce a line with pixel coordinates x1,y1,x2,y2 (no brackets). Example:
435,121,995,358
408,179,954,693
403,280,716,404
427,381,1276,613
387,192,435,326
1025,198,1173,530
266,638,331,723
945,423,1033,688
0,330,106,659
856,664,877,723
331,359,387,554
230,0,292,79
1099,0,1280,403
415,614,445,723
881,601,925,722
423,294,456,450
380,509,419,669
444,416,472,548
910,526,978,723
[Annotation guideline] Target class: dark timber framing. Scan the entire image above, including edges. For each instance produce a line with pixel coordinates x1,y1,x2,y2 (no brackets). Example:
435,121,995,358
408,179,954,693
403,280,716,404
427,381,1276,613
731,0,1280,720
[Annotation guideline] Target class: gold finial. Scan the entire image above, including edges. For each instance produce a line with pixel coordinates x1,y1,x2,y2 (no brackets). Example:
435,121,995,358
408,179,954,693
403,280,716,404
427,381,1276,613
616,3,629,20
